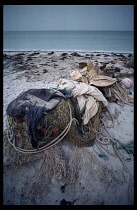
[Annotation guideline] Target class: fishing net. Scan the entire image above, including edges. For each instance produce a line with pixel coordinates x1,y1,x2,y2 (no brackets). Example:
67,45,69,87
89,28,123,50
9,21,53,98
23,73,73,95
4,91,103,168
3,91,103,195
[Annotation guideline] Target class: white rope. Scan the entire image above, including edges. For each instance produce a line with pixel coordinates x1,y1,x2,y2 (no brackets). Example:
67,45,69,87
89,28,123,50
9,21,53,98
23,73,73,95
6,88,78,154
7,101,76,154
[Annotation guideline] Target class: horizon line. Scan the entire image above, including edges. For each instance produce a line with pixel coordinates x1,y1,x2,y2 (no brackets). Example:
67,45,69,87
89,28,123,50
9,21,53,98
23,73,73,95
4,29,134,32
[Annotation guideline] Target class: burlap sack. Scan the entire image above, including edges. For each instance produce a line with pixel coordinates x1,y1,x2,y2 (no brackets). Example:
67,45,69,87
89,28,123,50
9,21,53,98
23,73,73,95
89,75,117,87
70,71,82,81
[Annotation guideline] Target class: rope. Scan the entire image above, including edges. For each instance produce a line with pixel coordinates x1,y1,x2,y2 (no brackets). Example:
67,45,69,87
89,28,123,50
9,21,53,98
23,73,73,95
114,82,127,105
115,82,133,107
95,140,118,158
94,142,109,160
96,131,134,204
94,120,134,204
6,88,78,154
7,101,76,154
84,103,134,203
104,107,114,128
92,118,117,145
92,146,108,160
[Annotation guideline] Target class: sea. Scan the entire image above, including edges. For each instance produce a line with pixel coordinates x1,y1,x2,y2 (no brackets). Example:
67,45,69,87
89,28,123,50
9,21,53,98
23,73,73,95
3,30,134,53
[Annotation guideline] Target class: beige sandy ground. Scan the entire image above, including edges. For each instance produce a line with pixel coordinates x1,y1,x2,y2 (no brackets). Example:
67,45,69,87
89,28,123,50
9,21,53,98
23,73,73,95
3,51,134,205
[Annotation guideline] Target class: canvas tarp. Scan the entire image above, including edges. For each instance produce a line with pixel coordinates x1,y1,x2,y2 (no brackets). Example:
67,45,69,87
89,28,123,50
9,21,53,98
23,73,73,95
71,60,117,87
70,71,89,84
58,79,108,125
89,75,117,87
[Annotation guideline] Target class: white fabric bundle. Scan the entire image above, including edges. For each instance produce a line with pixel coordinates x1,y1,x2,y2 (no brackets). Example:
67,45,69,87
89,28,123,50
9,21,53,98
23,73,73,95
58,79,108,125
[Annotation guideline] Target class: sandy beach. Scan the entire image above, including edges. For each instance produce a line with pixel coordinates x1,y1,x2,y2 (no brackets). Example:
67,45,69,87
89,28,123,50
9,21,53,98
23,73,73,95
3,51,134,205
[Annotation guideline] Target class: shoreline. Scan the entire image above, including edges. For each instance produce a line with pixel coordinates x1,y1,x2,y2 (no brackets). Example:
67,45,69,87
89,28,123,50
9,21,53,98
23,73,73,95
3,50,134,55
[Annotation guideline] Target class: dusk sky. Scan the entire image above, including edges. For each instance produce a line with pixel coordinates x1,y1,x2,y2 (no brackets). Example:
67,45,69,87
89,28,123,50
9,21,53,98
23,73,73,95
3,5,134,31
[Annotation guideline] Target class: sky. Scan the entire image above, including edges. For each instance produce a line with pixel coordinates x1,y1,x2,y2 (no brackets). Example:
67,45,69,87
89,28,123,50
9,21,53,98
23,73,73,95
3,5,134,31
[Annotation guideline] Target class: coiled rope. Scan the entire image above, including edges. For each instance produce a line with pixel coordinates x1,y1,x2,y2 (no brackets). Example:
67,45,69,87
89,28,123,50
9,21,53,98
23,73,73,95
7,90,77,154
91,107,134,204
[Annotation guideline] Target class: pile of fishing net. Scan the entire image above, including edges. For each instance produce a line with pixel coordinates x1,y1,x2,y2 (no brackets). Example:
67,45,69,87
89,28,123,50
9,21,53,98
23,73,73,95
4,87,105,168
3,86,107,194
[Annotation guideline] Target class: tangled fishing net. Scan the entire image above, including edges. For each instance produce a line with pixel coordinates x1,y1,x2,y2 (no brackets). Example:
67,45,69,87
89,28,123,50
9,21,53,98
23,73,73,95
3,90,104,194
3,88,103,169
